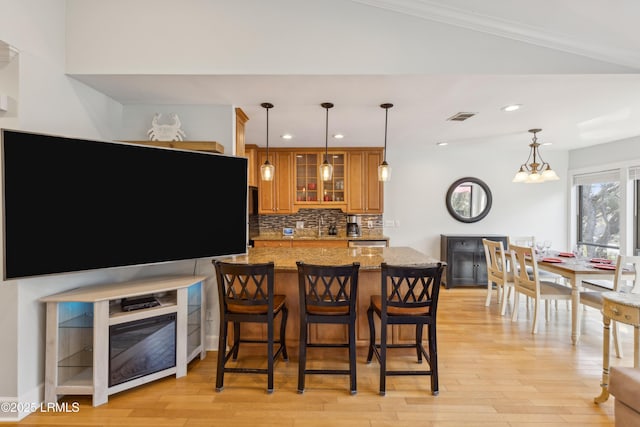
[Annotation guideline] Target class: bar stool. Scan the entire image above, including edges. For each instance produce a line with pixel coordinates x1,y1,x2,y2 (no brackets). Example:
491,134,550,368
366,262,444,396
296,261,360,394
213,260,289,393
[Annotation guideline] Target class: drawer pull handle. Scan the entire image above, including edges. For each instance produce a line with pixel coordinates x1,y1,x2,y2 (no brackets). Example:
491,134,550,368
610,307,620,315
625,314,632,321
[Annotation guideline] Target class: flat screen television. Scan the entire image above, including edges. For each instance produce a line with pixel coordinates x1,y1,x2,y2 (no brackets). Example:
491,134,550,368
1,129,248,280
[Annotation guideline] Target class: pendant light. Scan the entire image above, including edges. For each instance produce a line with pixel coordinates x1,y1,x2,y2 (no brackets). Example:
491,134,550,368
512,128,560,183
260,102,275,181
378,103,393,182
320,102,334,181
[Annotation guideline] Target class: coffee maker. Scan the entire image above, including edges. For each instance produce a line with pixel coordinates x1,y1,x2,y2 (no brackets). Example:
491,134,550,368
346,215,361,237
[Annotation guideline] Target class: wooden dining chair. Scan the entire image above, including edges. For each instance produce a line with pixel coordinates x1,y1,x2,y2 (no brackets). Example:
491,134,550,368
366,262,444,396
296,261,360,394
213,260,289,393
483,238,514,315
580,255,640,358
509,245,572,334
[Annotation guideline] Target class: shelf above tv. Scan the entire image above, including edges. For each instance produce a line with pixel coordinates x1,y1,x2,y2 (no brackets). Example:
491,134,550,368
122,140,224,154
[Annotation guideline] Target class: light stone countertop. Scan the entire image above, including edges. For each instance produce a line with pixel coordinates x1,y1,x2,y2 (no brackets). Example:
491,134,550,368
219,247,443,271
252,233,390,241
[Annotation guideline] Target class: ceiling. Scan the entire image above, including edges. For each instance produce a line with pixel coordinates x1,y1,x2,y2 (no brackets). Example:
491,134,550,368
68,1,640,152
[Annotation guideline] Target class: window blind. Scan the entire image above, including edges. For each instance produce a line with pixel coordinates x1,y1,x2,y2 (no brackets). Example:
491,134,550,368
629,166,640,181
573,170,620,186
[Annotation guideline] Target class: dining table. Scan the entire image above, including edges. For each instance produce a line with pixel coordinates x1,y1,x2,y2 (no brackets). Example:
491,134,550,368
530,254,632,345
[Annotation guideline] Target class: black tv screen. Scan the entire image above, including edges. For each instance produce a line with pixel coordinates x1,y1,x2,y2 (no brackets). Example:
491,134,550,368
2,129,248,279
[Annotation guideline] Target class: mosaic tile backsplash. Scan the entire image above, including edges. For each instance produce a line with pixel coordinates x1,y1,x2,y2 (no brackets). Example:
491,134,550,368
257,208,383,237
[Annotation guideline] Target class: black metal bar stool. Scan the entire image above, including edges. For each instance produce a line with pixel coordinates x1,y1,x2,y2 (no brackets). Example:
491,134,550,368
296,261,360,394
213,260,289,393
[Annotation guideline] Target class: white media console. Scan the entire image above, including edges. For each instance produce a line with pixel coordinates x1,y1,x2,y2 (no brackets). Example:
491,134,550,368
41,275,206,406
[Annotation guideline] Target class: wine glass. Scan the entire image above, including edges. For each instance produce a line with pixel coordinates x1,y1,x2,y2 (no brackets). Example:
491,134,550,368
535,241,544,256
544,240,552,255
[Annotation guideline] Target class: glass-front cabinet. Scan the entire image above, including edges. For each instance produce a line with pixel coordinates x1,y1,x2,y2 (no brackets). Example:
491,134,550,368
295,153,319,202
294,151,346,206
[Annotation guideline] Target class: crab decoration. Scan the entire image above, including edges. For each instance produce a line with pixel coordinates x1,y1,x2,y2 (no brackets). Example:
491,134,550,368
147,113,186,141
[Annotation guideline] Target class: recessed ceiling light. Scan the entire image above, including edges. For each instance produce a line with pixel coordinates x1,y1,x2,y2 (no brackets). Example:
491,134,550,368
281,133,293,140
333,134,344,139
436,142,448,146
501,104,521,112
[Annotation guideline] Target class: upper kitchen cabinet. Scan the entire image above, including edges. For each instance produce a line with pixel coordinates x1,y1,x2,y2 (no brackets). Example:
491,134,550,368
294,150,346,209
347,149,384,213
245,144,258,187
124,140,224,153
257,150,294,214
235,108,249,157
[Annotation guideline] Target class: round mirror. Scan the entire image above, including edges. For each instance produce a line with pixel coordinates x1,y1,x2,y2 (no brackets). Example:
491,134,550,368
445,177,492,223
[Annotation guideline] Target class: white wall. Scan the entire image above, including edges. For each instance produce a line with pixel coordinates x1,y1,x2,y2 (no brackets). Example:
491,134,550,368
382,141,568,256
121,104,234,150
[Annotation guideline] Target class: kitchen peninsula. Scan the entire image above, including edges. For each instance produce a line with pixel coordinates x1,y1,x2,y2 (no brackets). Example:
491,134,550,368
219,247,443,352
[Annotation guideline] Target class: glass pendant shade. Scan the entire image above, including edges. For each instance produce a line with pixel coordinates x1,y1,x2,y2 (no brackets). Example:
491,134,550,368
261,160,274,181
378,161,391,182
260,102,274,181
320,102,334,181
541,167,560,181
320,160,333,181
379,103,393,182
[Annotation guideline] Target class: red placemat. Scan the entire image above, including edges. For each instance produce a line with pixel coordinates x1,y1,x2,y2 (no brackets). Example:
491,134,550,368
542,257,564,263
558,252,575,257
592,263,616,270
590,258,612,264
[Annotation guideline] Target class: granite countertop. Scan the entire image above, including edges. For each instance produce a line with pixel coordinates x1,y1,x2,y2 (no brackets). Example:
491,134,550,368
252,233,390,241
220,246,443,271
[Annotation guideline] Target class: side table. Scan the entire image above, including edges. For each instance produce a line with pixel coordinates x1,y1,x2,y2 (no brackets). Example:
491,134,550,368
594,292,640,403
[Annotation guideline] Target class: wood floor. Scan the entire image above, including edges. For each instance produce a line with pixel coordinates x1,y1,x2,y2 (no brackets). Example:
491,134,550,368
16,286,633,426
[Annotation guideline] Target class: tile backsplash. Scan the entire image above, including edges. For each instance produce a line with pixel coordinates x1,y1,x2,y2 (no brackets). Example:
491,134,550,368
257,209,383,237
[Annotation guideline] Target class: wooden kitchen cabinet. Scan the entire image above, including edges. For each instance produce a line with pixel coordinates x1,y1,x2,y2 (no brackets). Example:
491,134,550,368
245,144,258,187
293,150,346,208
253,240,293,248
123,140,224,153
291,240,348,248
347,150,384,213
257,151,294,214
235,108,249,157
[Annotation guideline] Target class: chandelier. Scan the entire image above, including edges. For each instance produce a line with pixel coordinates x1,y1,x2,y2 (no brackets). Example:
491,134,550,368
512,129,559,183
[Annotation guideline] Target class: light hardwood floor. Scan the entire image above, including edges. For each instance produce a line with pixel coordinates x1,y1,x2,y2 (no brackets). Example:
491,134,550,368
17,286,633,426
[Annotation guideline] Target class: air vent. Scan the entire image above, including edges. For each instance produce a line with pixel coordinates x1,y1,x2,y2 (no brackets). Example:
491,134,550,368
447,112,476,122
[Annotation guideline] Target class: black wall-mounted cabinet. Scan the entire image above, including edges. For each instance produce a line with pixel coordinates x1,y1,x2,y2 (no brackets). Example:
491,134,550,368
440,234,508,288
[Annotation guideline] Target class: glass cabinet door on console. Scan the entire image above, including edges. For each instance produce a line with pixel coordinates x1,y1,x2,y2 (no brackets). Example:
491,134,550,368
57,302,94,392
187,282,203,359
295,153,319,202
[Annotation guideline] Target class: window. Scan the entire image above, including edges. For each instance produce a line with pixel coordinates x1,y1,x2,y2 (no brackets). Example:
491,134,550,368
575,171,620,259
631,167,640,255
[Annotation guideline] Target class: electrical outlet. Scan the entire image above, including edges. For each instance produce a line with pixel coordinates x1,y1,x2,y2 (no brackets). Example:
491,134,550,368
395,220,400,227
206,310,212,321
296,221,304,229
367,220,373,229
